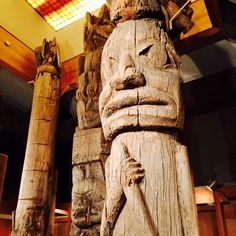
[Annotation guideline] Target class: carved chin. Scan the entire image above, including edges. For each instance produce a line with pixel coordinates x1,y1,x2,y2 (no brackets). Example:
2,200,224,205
101,104,183,141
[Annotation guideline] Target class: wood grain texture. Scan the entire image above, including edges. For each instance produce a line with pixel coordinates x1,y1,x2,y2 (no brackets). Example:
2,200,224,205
12,39,60,236
71,128,108,235
60,55,79,94
100,19,184,141
99,17,199,235
71,5,113,235
101,132,199,235
109,0,161,22
76,4,114,130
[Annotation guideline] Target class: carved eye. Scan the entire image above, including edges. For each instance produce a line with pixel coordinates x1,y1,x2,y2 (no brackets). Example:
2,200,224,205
139,45,152,56
109,56,116,61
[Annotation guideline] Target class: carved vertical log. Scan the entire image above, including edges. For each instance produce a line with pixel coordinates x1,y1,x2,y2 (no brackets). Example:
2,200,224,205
71,4,114,235
99,1,199,235
48,170,58,236
12,38,60,236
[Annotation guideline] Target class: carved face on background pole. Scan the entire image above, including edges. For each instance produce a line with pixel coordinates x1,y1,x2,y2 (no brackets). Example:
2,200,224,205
99,19,184,140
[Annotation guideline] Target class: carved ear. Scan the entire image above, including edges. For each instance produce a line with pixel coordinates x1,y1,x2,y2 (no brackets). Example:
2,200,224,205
86,12,94,25
98,4,110,20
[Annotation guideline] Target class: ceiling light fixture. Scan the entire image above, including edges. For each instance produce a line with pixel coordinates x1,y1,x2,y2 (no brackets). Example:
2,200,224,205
26,0,106,31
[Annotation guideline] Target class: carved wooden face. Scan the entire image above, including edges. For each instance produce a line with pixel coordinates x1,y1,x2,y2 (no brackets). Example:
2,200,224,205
99,19,184,140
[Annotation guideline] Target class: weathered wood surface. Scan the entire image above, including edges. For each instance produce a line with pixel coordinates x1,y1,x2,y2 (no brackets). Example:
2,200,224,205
101,132,198,235
100,19,184,141
108,0,161,22
12,38,60,236
108,0,194,35
99,18,199,235
48,171,58,236
71,5,113,235
76,4,114,130
71,128,109,235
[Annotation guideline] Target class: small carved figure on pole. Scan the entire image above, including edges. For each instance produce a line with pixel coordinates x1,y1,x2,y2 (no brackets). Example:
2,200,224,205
35,37,61,76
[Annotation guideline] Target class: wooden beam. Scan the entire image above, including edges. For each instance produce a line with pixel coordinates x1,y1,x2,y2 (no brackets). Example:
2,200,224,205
48,170,58,236
214,191,226,236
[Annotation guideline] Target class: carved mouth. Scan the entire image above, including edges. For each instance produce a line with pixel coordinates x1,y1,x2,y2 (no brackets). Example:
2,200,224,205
102,86,173,118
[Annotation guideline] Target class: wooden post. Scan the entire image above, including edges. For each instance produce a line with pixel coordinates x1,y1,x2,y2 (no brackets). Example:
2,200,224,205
99,1,199,235
70,5,113,236
0,153,8,205
213,191,226,236
48,170,58,236
11,38,61,236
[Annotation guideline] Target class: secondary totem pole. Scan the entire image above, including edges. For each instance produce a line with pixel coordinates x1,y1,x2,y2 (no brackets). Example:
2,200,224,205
71,5,114,235
99,0,199,235
12,38,60,236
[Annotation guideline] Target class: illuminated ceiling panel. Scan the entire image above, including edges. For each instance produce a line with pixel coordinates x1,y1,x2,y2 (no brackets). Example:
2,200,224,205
26,0,106,31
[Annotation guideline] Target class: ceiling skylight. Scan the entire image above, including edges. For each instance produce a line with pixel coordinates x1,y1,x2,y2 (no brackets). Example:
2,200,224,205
26,0,106,31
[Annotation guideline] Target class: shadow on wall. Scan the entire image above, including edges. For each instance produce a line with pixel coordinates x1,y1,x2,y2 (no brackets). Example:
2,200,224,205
184,107,236,186
181,39,236,83
182,40,236,186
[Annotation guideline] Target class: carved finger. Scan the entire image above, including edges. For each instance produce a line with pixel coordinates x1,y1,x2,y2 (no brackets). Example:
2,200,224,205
130,173,145,185
123,159,141,175
133,167,145,174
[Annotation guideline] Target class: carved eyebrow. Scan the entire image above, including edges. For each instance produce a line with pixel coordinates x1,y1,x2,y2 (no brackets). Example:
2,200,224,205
138,44,153,56
109,56,116,60
136,38,156,54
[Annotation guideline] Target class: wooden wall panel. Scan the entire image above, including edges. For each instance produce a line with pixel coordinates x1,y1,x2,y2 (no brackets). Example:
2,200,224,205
0,219,11,236
60,55,79,94
0,27,36,81
0,154,7,204
54,218,70,236
225,219,236,236
198,211,218,236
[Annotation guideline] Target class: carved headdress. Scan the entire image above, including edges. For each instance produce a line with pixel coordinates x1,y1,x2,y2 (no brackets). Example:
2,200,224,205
108,0,194,35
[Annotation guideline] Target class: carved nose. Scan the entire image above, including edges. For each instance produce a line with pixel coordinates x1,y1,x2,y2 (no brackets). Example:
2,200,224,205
111,68,146,91
111,54,146,91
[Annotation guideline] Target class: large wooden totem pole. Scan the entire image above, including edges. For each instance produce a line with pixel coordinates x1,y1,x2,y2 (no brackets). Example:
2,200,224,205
12,38,60,236
71,5,114,235
99,0,199,235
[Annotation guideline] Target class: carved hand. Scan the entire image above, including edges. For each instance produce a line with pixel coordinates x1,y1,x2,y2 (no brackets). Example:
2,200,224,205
120,143,145,188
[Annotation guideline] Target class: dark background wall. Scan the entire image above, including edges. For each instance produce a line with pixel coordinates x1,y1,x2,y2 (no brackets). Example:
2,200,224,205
183,67,236,186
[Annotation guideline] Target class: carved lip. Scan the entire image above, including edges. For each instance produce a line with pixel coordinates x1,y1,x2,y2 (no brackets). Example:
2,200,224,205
102,86,174,118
